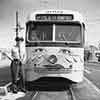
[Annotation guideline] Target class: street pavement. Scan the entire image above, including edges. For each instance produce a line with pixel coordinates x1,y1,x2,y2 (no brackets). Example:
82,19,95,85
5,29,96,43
72,78,100,100
84,62,100,89
0,66,11,86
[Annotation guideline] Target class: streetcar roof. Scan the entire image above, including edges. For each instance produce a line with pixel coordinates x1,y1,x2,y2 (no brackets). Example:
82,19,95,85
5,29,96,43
27,9,84,23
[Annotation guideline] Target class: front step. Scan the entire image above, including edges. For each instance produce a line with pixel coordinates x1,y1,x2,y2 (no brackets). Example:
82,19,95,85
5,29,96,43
0,82,12,96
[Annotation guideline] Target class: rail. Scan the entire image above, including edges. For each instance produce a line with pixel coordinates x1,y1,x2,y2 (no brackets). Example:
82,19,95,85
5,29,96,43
30,91,39,100
68,86,76,100
29,85,76,100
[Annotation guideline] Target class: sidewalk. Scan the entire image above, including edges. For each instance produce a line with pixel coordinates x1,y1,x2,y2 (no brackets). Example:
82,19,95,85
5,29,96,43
85,60,100,64
72,78,100,100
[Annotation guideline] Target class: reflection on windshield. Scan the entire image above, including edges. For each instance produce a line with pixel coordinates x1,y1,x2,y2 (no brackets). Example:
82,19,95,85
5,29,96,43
55,24,81,42
28,23,53,41
27,22,82,43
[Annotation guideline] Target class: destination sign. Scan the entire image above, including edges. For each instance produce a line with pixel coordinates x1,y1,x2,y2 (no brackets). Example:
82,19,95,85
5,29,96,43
36,14,73,21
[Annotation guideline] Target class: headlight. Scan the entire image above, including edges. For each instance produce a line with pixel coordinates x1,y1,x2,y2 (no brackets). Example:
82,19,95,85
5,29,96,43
59,48,71,54
32,48,47,53
47,55,58,64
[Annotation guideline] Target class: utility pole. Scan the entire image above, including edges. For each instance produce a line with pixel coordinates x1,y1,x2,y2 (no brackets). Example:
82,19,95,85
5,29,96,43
15,11,24,39
57,0,60,9
40,0,48,9
16,11,19,38
57,0,64,9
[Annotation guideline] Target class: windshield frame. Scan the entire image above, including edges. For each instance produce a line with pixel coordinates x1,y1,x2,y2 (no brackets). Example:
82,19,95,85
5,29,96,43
26,21,84,47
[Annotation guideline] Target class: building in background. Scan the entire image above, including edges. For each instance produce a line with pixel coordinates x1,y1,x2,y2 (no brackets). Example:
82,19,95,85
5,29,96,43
84,44,98,62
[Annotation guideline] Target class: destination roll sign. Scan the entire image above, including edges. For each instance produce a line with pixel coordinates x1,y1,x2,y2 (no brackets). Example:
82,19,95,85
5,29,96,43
36,14,74,21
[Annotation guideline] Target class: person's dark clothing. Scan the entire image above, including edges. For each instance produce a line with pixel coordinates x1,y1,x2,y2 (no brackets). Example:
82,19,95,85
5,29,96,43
10,59,25,93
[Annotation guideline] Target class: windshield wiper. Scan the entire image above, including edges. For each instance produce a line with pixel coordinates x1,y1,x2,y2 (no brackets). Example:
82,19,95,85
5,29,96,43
64,41,81,45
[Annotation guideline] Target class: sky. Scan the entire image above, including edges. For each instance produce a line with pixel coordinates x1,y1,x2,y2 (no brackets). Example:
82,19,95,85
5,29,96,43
0,0,100,48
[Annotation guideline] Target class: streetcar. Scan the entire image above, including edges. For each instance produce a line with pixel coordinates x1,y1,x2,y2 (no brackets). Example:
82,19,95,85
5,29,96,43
24,9,85,90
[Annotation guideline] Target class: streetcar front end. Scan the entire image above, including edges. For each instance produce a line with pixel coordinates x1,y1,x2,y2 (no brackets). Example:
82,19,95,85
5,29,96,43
24,10,85,90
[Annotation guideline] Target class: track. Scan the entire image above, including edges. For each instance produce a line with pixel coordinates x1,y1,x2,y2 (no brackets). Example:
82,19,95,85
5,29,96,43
67,86,76,100
0,80,76,100
30,86,76,100
30,91,39,100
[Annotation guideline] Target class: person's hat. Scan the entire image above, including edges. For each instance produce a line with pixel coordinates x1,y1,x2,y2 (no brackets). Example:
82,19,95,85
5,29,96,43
15,37,24,42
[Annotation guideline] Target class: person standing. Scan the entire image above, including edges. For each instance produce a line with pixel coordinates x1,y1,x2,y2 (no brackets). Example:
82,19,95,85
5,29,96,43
10,36,26,93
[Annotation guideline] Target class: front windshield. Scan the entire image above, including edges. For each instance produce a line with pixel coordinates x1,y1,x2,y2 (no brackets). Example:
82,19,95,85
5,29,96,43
28,22,53,41
55,24,81,42
27,22,82,43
